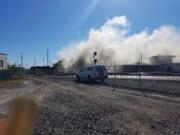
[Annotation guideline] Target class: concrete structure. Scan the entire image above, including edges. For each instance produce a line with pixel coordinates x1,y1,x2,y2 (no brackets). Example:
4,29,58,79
150,55,175,65
0,52,7,70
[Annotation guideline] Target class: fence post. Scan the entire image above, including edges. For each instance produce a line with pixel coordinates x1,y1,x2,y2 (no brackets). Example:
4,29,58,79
113,61,116,91
138,53,147,97
138,55,142,91
71,68,73,81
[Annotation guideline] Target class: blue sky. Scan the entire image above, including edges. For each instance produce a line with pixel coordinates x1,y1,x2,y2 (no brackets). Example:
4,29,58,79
0,0,180,67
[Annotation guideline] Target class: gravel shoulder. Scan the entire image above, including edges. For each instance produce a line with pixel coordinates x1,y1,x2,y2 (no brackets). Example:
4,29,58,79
0,77,180,135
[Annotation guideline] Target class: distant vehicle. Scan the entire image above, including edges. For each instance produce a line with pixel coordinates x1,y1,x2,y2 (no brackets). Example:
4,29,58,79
76,64,108,82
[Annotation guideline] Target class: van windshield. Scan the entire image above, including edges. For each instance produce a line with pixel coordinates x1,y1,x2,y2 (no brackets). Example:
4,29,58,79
95,66,106,71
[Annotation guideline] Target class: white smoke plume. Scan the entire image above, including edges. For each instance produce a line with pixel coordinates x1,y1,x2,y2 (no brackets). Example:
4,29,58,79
58,16,180,68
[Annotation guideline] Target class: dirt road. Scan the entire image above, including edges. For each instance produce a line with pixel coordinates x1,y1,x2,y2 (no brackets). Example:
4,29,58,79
0,77,180,135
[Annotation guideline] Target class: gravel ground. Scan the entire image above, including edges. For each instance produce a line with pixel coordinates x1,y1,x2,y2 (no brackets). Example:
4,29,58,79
0,77,180,135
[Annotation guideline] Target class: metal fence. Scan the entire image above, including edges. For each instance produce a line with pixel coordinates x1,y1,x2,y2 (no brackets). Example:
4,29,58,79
27,63,180,96
0,69,25,80
106,64,180,95
61,64,180,96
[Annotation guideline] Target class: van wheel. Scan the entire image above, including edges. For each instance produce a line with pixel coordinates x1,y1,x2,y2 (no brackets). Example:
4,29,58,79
100,79,105,83
76,75,80,82
88,76,92,82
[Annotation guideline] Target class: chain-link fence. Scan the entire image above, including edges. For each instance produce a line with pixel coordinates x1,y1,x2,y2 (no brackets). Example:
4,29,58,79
105,64,180,96
61,64,180,96
27,63,180,96
0,69,25,80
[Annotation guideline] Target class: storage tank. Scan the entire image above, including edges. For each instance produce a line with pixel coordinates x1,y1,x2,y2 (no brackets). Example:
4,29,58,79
150,55,175,65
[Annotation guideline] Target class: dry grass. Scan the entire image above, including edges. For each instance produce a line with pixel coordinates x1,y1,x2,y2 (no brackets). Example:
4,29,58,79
0,77,27,83
0,78,28,89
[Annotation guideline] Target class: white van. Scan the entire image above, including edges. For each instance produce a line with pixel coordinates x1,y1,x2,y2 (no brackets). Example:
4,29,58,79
76,64,108,82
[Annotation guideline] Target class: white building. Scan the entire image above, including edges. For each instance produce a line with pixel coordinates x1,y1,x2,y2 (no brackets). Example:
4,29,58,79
0,52,7,70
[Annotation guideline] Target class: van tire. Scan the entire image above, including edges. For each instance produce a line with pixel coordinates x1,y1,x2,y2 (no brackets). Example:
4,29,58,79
76,75,80,82
88,75,92,82
100,79,105,83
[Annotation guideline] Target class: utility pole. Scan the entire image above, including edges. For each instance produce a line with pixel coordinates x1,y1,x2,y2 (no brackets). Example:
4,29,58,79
21,52,23,68
138,53,142,91
42,58,45,66
141,53,143,64
34,57,36,67
47,49,49,66
71,58,74,80
138,53,147,97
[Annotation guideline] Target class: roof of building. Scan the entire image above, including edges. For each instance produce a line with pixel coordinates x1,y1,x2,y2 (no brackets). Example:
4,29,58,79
151,55,176,58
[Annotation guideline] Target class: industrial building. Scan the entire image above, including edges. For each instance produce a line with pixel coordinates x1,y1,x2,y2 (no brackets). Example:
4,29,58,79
116,55,180,75
29,66,53,75
150,55,175,65
0,52,7,70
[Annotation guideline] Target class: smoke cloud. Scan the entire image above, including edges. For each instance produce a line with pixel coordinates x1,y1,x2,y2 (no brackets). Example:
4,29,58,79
58,16,180,68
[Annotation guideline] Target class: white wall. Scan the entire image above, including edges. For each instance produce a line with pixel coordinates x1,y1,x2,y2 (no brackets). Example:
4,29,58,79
0,54,7,70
